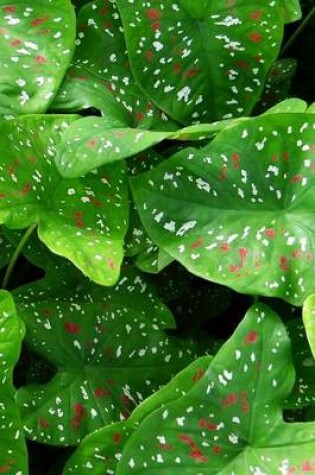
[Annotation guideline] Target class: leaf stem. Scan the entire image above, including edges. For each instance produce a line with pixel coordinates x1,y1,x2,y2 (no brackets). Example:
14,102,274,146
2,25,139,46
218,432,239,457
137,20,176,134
2,224,37,290
281,6,315,56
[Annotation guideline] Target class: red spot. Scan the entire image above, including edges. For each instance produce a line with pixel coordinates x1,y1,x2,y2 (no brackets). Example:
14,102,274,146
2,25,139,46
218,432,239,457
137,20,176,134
39,28,51,36
0,193,6,199
120,394,133,406
190,449,208,462
42,308,53,316
159,443,174,451
73,211,83,218
199,418,217,430
151,20,161,31
239,248,248,265
192,369,204,381
271,154,278,162
145,50,154,61
250,10,262,20
291,174,302,183
173,63,181,73
301,461,315,471
65,322,81,334
249,32,262,43
231,153,240,169
31,16,49,26
71,404,85,429
10,39,22,47
184,67,200,78
35,55,46,64
38,418,49,429
103,20,112,29
19,183,32,196
3,5,16,13
94,387,110,398
240,391,250,413
76,220,84,229
99,6,108,15
212,445,222,454
136,112,144,122
245,330,258,344
219,165,228,181
219,242,230,252
235,60,249,70
222,393,238,407
265,228,276,238
229,264,241,273
307,252,313,261
108,258,115,270
146,8,161,20
279,256,290,272
190,237,204,249
0,466,9,473
87,138,98,148
113,433,122,444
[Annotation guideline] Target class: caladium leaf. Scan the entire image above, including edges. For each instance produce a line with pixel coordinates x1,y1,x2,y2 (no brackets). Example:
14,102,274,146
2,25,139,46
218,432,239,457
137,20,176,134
0,291,27,473
303,294,315,358
14,265,208,445
116,0,293,125
131,112,315,305
263,97,308,115
0,0,75,117
281,0,302,22
285,318,315,408
63,356,212,474
116,303,315,475
0,115,128,286
52,0,177,131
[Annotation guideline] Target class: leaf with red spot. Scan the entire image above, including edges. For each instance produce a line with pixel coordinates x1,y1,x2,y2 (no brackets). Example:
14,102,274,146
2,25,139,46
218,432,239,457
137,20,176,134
131,112,315,305
51,0,177,131
0,115,129,286
115,0,299,125
63,356,212,474
13,264,210,445
0,291,27,473
115,303,315,474
0,0,75,116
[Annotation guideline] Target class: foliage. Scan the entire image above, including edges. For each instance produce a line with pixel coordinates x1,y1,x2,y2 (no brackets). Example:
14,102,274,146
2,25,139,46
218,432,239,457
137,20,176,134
1,0,315,473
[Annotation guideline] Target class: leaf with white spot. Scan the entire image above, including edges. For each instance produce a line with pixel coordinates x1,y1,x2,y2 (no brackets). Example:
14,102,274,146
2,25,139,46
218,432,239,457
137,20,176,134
63,356,212,474
263,98,308,115
115,0,296,125
0,115,129,286
285,318,315,409
0,0,75,116
51,0,177,131
282,0,302,22
14,265,207,445
303,294,315,359
0,291,27,473
116,303,315,474
131,112,315,305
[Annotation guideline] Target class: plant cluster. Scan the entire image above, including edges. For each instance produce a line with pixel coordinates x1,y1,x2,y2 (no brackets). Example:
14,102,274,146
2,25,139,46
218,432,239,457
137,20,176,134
1,0,315,473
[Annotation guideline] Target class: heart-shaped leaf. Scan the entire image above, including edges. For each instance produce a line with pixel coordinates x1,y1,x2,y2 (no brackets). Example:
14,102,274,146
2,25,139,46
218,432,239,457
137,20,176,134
0,0,75,116
51,0,177,131
303,294,315,358
116,0,295,125
131,112,315,305
63,356,212,474
0,115,129,286
14,265,208,445
116,303,315,474
0,290,27,473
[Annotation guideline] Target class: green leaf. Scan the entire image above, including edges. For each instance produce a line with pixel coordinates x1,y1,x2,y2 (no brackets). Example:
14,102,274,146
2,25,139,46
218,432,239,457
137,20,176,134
63,356,212,474
263,97,308,115
0,0,75,117
0,226,13,270
282,0,302,22
116,0,291,125
0,290,27,473
0,115,129,286
303,294,315,358
285,318,315,408
131,112,315,305
14,265,206,445
117,303,315,474
51,0,177,131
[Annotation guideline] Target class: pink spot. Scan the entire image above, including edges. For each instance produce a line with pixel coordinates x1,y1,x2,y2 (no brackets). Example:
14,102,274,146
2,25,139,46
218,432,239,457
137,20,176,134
190,449,208,462
222,393,238,407
265,228,276,238
184,67,200,78
301,461,315,471
87,138,98,148
65,322,81,334
190,237,204,249
249,32,262,43
19,183,32,196
291,249,302,259
212,445,222,454
307,252,313,261
151,20,161,31
192,369,204,381
250,10,262,20
94,387,110,398
71,404,85,429
38,418,49,429
159,443,174,451
108,258,115,270
219,242,230,252
145,50,154,61
31,16,49,27
35,55,46,64
146,8,161,20
245,330,258,344
10,39,22,48
231,153,240,169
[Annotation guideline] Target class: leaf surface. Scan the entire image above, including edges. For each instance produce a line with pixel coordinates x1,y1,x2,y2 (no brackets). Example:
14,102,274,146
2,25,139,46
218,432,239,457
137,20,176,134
0,0,75,116
131,113,315,305
0,290,27,473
